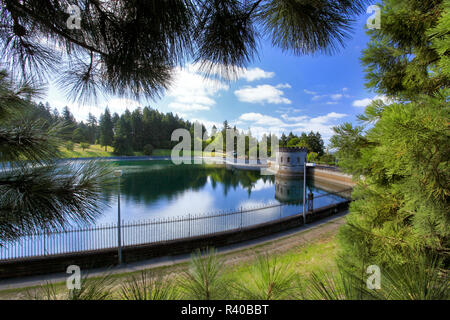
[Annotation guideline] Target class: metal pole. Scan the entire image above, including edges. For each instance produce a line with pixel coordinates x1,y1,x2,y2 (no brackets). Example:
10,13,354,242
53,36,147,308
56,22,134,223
240,207,243,230
303,161,306,224
114,170,123,265
118,175,122,264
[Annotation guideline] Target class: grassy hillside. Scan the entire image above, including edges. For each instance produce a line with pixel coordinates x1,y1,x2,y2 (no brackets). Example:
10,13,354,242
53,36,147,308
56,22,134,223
59,144,115,159
59,145,226,159
153,149,225,158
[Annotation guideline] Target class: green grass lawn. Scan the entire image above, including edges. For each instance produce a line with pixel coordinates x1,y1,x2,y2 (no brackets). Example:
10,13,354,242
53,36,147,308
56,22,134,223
153,149,225,158
222,231,339,287
59,145,225,159
59,144,115,158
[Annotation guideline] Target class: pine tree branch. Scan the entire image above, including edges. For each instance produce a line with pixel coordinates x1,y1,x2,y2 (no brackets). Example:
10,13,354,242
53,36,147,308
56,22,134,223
6,0,107,55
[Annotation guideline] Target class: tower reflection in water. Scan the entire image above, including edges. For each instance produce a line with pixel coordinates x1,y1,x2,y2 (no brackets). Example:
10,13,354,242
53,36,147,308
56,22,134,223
274,176,306,204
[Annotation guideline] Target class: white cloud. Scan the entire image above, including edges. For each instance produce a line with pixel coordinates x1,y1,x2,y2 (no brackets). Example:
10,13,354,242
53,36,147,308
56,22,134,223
312,95,324,101
239,67,275,82
234,84,292,104
307,90,350,103
107,98,141,113
352,98,373,108
281,114,309,122
188,61,275,82
276,83,292,89
353,95,389,108
237,112,348,142
165,65,229,114
310,112,348,124
304,89,318,95
239,113,286,127
276,107,304,114
50,98,142,122
168,102,211,112
175,95,216,106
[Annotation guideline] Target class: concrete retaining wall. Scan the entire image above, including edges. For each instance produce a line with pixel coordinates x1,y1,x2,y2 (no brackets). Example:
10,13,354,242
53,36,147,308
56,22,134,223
0,201,350,280
309,167,355,187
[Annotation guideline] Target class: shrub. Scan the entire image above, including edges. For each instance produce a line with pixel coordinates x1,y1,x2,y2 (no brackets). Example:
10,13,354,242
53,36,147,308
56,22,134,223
307,152,319,163
178,248,229,300
120,271,179,300
65,141,75,151
319,153,336,165
143,144,154,156
27,273,115,300
233,254,296,300
80,143,90,151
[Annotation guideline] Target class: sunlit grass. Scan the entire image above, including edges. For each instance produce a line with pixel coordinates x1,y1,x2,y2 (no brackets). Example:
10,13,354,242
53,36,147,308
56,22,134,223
0,228,340,300
227,234,339,283
59,146,226,159
59,144,115,158
152,149,226,158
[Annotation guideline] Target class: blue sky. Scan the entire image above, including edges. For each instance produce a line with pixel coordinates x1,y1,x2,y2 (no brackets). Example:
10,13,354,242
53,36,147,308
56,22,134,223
40,5,384,146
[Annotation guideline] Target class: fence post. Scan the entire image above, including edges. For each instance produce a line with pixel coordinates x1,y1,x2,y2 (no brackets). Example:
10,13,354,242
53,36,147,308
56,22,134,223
240,207,243,230
188,214,191,237
308,191,314,213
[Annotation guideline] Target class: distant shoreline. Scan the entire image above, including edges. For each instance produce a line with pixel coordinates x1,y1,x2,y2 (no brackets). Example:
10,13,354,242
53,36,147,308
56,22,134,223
57,155,172,162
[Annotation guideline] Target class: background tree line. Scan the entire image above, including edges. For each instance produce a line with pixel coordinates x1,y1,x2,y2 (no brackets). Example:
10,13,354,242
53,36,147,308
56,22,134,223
31,102,334,163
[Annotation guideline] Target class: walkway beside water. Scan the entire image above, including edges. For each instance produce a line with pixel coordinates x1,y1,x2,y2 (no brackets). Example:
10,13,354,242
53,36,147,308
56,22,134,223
0,210,348,291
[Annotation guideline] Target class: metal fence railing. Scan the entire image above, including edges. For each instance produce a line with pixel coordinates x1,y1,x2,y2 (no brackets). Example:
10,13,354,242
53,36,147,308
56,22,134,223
0,189,352,261
311,164,342,172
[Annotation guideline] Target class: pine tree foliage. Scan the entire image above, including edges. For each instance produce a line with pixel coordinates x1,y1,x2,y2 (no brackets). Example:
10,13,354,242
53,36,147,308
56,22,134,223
0,70,112,243
1,0,370,102
428,0,450,80
233,254,297,300
331,0,449,270
361,0,450,100
178,248,230,300
336,93,449,268
300,252,448,300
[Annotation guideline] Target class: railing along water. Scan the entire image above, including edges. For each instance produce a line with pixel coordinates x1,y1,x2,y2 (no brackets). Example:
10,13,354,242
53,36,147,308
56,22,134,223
0,189,352,261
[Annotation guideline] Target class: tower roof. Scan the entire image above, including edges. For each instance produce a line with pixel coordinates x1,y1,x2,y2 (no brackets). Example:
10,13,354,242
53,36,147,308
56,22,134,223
278,147,308,153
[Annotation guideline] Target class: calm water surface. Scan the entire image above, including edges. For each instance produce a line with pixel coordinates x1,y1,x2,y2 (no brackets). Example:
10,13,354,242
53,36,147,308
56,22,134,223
1,160,348,259
96,160,344,225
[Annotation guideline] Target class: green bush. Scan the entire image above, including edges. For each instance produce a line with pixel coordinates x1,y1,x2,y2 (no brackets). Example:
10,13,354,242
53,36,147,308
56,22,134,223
72,128,85,144
307,152,319,163
143,144,154,156
319,154,336,165
65,141,75,152
80,143,90,151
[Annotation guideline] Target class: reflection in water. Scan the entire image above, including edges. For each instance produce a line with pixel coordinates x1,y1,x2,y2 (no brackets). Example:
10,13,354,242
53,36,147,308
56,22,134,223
0,160,349,259
275,176,304,204
95,160,344,225
117,161,271,203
